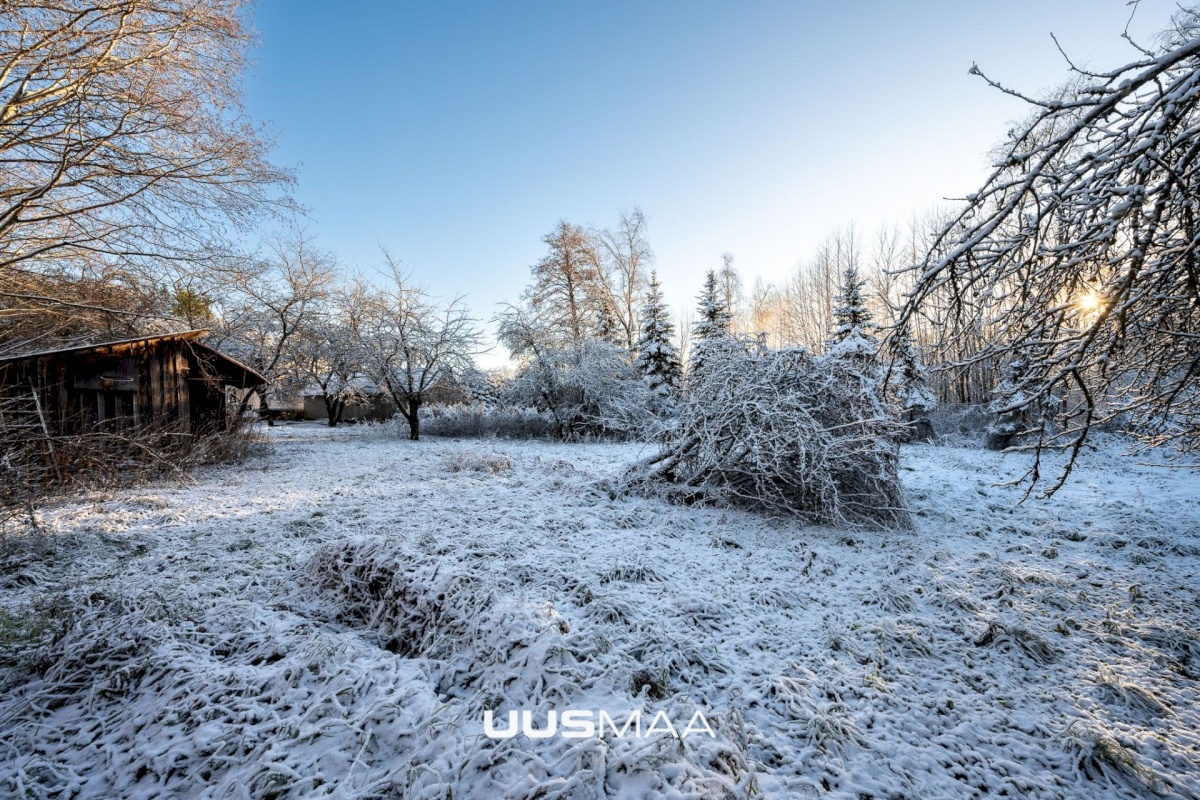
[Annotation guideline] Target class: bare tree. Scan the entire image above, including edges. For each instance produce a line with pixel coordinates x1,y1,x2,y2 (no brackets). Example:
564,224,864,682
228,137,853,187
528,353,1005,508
294,288,365,427
0,1,290,348
749,227,858,353
592,207,652,351
675,303,694,377
717,253,745,333
357,255,482,440
524,221,600,347
215,227,336,423
899,5,1200,491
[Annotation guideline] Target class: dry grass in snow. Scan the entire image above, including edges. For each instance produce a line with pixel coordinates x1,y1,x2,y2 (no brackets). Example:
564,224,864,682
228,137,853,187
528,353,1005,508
0,422,1198,799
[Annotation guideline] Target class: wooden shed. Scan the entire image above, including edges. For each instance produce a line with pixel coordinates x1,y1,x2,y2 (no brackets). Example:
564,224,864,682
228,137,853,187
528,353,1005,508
0,331,265,437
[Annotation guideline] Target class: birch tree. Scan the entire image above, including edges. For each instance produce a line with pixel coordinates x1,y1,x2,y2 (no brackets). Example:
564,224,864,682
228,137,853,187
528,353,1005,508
524,221,599,347
593,208,652,352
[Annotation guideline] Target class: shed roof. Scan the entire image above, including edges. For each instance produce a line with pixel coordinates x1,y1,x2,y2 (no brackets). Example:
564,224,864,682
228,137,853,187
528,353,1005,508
0,330,267,388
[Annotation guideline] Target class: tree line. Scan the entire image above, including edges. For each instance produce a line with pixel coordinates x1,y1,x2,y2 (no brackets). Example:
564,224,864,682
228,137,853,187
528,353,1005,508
3,0,1199,492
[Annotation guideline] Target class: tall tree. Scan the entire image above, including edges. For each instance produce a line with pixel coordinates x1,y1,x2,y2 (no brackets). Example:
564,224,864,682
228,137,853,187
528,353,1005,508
593,207,652,351
898,5,1200,490
717,253,743,333
0,0,289,350
675,303,694,371
524,221,599,347
634,271,682,398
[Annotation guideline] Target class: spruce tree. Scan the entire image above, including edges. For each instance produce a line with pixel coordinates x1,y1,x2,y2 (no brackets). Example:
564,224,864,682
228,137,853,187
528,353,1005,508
595,299,623,347
889,331,937,442
634,271,682,397
691,269,732,377
828,265,873,346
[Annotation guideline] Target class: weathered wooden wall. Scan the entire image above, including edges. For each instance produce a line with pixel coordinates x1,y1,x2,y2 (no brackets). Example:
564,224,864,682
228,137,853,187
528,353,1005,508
0,338,232,437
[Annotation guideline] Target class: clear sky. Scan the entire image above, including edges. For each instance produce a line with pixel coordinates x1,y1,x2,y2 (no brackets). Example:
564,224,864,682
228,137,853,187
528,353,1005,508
245,0,1180,367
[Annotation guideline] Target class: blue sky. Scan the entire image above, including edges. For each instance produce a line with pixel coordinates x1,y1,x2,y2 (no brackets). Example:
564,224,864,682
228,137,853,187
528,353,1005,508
245,0,1179,365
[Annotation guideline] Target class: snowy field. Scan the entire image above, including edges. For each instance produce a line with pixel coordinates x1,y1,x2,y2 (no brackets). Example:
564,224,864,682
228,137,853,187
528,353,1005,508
1,423,1199,799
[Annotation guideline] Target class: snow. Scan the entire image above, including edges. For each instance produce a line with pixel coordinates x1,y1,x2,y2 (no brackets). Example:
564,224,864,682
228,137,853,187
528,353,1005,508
1,423,1199,798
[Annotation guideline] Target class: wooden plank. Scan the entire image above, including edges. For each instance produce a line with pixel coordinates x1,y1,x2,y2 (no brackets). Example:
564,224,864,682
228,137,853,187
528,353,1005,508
172,349,180,425
176,348,190,433
56,360,68,427
149,350,162,418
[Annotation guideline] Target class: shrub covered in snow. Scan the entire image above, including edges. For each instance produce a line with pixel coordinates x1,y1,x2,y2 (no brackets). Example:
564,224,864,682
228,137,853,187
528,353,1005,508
507,340,661,441
926,403,992,447
420,403,557,439
0,408,263,529
442,448,513,474
626,336,909,527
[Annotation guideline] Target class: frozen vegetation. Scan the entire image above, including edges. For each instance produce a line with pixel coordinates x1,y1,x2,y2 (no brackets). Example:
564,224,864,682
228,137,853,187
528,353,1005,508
1,423,1199,799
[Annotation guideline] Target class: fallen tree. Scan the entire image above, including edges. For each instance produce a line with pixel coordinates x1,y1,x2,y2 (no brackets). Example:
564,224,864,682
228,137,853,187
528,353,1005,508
623,335,910,528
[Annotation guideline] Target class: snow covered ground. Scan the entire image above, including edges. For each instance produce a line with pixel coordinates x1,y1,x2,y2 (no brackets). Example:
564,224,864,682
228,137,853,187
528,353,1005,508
1,422,1198,799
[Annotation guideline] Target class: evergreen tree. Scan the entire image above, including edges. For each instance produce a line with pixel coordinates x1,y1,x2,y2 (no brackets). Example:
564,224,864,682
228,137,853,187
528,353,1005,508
595,299,623,348
889,331,937,442
634,271,682,398
690,269,732,377
986,351,1034,451
828,265,873,346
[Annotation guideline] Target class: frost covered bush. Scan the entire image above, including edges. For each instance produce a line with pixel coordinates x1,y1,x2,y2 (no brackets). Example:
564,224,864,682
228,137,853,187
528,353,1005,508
420,403,556,439
507,340,661,441
626,336,909,527
0,410,263,529
926,403,992,447
443,448,512,474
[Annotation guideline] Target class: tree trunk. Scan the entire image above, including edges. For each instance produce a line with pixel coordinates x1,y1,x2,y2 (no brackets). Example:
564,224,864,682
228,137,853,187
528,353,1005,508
324,395,344,427
900,411,935,443
245,384,274,426
403,398,421,440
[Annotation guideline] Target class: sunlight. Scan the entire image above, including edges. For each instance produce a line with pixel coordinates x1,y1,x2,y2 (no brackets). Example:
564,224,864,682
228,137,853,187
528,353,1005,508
1078,293,1101,313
